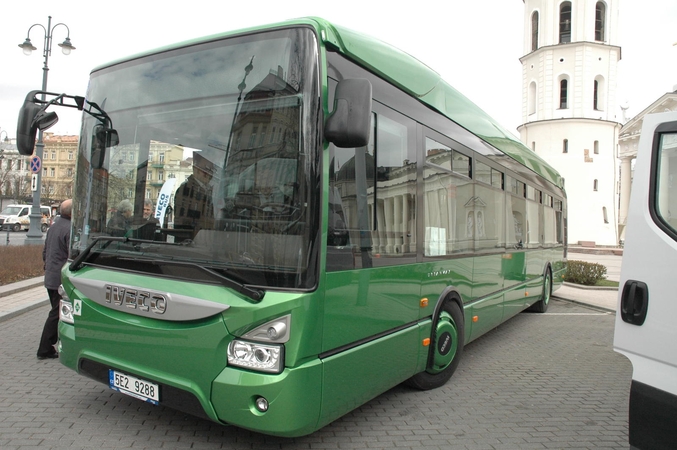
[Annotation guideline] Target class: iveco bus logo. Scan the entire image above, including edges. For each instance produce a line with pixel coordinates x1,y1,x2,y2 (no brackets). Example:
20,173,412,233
105,285,167,315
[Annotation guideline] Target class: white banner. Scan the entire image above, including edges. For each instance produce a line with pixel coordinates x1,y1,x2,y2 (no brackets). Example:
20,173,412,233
154,178,177,225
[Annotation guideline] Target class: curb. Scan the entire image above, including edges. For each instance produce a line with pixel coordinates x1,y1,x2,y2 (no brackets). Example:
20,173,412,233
0,276,48,323
0,298,50,323
562,281,619,291
552,295,616,314
0,276,44,298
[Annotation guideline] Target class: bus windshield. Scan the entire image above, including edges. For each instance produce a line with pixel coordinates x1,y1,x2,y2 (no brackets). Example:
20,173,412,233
71,27,321,290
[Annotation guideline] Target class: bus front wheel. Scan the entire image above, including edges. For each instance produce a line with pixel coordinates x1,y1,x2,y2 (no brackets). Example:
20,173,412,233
405,300,464,390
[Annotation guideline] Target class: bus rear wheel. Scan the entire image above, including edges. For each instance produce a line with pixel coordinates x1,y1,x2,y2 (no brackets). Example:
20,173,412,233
405,300,464,390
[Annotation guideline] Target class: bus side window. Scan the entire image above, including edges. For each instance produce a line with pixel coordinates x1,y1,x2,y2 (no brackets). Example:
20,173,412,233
372,109,417,261
327,114,375,272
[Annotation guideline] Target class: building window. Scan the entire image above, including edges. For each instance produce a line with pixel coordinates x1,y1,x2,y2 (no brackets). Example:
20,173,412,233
593,179,599,191
595,2,606,42
249,126,258,147
50,168,55,177
67,168,73,177
68,151,73,160
159,152,165,163
531,11,539,51
593,76,605,111
259,125,267,146
594,140,599,154
559,2,572,43
560,79,569,109
528,82,537,115
51,152,56,160
603,206,609,223
159,170,164,181
563,139,569,153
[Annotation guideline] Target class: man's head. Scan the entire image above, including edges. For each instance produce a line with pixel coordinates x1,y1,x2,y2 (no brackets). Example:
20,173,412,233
59,199,73,219
143,199,154,219
118,199,133,218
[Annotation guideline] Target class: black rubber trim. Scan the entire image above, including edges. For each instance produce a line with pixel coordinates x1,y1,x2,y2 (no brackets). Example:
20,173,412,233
79,358,210,421
629,380,677,449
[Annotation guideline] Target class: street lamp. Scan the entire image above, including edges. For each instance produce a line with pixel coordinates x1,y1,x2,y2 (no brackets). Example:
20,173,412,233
18,16,75,243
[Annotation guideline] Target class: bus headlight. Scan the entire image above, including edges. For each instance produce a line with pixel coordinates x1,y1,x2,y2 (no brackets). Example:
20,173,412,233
227,340,283,374
60,300,74,324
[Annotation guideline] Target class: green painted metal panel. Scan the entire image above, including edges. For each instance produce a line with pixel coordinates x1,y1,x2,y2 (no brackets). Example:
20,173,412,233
211,360,323,437
323,265,422,352
319,325,420,429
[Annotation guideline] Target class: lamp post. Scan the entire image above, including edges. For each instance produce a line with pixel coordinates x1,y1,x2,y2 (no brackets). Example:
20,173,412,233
18,16,75,244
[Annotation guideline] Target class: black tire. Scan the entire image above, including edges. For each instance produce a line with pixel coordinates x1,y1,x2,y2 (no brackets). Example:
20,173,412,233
41,223,48,232
405,300,464,390
529,269,552,313
12,223,21,232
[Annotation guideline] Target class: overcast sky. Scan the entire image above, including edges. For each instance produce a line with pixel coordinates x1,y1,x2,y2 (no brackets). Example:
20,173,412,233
1,0,675,139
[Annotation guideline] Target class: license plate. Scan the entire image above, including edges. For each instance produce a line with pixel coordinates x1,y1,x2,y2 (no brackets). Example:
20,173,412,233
109,369,160,405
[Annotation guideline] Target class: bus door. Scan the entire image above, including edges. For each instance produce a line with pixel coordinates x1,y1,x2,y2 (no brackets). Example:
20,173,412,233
613,111,677,449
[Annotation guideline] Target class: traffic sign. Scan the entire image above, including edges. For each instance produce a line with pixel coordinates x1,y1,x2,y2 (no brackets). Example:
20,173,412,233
30,155,41,174
31,174,38,191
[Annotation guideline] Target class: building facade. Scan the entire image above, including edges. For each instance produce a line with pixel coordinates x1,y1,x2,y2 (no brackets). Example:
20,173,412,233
518,0,621,246
41,133,78,202
618,90,677,240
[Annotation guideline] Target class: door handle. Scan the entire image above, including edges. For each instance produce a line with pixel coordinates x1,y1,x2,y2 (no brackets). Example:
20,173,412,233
620,280,649,326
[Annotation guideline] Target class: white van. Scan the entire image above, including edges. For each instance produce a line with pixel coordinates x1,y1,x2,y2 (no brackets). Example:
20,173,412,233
0,204,51,232
613,111,677,449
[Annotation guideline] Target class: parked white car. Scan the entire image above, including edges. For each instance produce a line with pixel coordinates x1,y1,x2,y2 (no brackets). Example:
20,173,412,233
0,204,51,232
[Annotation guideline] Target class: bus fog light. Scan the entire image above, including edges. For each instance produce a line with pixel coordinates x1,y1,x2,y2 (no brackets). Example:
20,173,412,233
60,300,74,324
255,396,269,412
228,340,283,374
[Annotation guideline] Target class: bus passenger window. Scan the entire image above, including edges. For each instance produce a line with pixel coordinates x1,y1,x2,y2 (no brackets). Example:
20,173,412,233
373,112,416,261
424,137,473,256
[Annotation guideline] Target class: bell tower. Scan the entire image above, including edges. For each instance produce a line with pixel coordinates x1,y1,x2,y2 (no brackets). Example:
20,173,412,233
518,0,621,246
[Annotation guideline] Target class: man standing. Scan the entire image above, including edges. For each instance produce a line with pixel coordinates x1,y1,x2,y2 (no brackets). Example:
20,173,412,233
36,199,72,360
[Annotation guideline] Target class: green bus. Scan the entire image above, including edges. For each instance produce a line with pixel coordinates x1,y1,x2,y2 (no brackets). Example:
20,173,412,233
18,17,567,437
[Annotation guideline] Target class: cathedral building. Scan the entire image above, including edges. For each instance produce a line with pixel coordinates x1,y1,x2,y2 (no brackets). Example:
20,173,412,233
518,0,621,246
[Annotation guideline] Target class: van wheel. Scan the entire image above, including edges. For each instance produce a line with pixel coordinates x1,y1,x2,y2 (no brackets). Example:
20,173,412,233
12,223,21,232
529,269,552,313
41,223,48,232
405,300,464,390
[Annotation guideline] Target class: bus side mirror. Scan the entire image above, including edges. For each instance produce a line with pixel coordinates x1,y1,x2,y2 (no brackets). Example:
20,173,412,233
16,91,59,156
325,78,372,148
91,125,119,169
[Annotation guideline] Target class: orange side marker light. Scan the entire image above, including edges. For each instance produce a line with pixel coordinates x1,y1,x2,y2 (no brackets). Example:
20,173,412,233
420,298,429,308
422,338,431,347
472,316,479,323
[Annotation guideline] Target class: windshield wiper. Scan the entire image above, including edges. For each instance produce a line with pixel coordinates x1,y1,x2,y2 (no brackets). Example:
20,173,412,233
69,236,130,271
70,235,184,271
119,257,265,302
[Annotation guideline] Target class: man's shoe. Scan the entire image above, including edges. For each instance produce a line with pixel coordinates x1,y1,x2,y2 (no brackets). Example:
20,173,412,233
37,352,58,360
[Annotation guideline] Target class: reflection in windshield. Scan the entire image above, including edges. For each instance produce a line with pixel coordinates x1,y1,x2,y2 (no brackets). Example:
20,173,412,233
71,28,320,289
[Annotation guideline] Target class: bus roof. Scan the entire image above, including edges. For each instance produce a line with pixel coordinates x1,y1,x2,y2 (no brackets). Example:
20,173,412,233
92,17,564,189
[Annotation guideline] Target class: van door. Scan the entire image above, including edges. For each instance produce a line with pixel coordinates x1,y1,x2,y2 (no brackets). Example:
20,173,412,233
613,111,677,449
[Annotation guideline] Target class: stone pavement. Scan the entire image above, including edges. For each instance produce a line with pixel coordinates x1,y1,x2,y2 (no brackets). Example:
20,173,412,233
0,250,622,322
